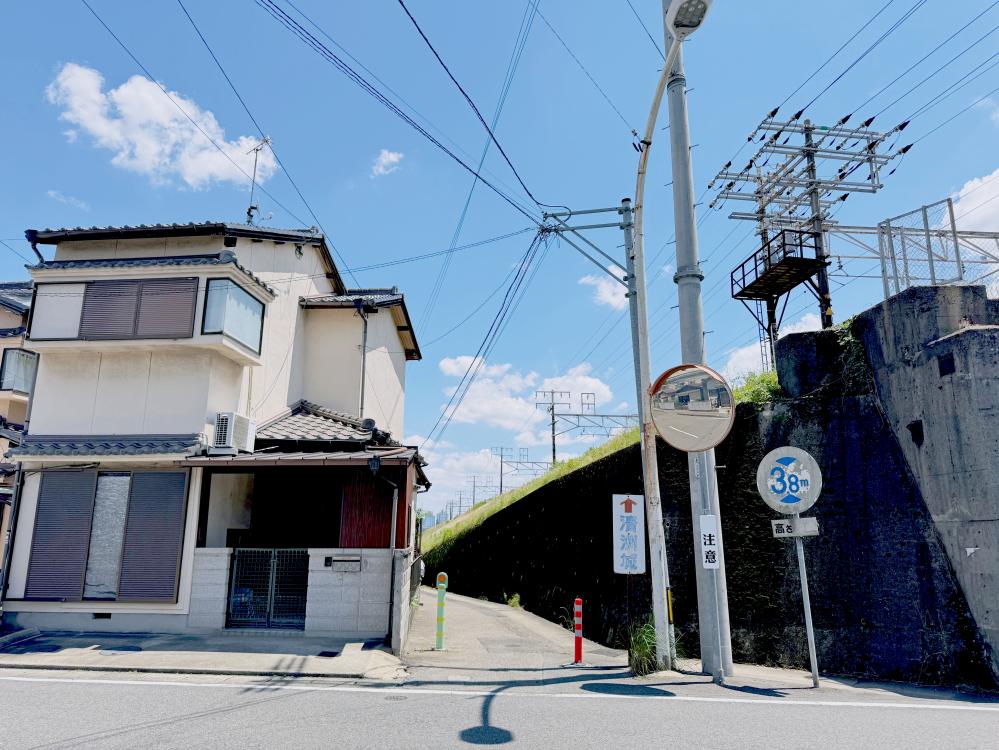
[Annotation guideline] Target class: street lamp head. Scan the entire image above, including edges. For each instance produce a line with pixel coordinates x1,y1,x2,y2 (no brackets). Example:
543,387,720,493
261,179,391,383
664,0,712,40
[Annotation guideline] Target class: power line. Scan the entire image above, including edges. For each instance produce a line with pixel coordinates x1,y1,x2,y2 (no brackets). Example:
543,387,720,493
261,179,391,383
394,0,558,211
281,0,536,217
422,230,549,447
623,0,664,60
255,0,542,225
796,0,929,114
535,9,637,136
0,240,32,264
855,1,999,115
78,0,315,232
421,0,539,329
174,0,357,284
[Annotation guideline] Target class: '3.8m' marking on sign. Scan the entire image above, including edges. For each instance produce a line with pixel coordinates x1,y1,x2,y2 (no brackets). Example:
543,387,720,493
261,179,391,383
756,447,822,515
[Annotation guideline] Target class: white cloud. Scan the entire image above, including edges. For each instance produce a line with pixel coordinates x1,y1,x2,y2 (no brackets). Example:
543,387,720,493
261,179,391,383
718,313,822,382
579,265,628,310
952,165,999,233
46,63,276,190
46,189,89,211
371,148,404,177
539,363,613,406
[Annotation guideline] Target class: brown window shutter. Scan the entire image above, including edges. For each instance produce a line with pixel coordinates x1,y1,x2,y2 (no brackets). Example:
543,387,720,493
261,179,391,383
24,470,98,600
79,280,140,339
135,278,198,338
117,471,189,602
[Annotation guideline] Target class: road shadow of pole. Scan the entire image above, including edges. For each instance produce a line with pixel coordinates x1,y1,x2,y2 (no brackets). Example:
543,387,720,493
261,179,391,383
458,689,514,745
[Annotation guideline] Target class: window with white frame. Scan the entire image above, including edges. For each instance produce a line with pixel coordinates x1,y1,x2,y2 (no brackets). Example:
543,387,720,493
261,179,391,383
202,279,265,353
0,348,37,394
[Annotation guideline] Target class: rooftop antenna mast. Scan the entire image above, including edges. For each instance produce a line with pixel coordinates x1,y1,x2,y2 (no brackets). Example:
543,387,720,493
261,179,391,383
245,136,271,225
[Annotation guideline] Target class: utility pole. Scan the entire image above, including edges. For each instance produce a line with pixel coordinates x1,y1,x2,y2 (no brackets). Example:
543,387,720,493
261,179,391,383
803,120,833,328
621,199,676,670
666,44,734,680
535,390,570,463
491,447,514,494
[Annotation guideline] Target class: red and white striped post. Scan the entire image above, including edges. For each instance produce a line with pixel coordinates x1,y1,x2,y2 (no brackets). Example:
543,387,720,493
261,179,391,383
573,597,583,664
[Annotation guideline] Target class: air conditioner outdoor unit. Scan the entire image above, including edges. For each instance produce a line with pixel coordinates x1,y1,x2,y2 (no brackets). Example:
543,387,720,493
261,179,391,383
210,412,256,455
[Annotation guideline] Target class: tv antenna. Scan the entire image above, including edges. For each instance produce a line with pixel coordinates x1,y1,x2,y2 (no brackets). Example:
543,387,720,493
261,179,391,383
245,136,272,225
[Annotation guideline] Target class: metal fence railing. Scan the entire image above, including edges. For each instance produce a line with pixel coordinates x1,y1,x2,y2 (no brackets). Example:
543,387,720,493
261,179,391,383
878,198,999,299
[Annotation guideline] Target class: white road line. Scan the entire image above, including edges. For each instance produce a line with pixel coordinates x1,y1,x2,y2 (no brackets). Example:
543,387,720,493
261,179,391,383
668,425,699,438
0,675,996,713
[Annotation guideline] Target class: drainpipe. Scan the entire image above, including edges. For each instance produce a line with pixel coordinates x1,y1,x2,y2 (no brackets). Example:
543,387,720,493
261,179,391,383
23,230,44,264
354,300,369,420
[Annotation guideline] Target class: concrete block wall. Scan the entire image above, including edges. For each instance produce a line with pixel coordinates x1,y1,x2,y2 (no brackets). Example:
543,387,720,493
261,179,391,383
305,549,393,638
853,285,999,675
390,549,415,653
186,548,231,631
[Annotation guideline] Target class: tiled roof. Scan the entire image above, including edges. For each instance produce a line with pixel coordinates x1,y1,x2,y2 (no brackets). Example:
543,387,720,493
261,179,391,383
300,288,403,308
11,433,201,457
29,222,324,244
257,400,376,442
29,251,274,295
0,281,32,315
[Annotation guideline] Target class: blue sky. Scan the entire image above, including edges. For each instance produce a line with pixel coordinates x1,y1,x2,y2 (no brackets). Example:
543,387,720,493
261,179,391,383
2,1,998,511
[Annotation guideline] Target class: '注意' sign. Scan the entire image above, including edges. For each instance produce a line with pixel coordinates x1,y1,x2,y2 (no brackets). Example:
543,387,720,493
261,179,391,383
612,494,646,574
699,514,720,569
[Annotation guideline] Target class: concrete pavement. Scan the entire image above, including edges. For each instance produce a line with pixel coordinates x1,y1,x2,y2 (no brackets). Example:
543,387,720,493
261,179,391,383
0,630,401,679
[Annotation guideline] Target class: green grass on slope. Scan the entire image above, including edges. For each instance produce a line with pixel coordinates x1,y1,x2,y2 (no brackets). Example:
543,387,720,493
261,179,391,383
422,428,640,554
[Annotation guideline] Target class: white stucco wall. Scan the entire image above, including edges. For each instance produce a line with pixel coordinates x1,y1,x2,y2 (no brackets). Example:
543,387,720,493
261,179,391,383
205,473,253,547
302,308,362,419
362,311,407,437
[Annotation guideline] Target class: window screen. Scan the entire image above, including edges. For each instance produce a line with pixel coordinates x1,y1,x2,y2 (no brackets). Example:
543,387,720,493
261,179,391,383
24,470,98,601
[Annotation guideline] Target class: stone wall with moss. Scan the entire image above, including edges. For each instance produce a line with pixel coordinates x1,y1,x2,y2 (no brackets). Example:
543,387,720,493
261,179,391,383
425,290,997,689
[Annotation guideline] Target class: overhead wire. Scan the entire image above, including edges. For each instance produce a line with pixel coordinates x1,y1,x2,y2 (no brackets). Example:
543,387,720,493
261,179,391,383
255,0,543,225
174,0,358,284
78,0,320,234
535,9,637,136
421,0,539,328
623,0,665,60
395,0,560,211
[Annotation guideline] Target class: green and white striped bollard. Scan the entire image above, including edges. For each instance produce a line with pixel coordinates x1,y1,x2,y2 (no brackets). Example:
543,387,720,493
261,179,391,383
435,572,448,650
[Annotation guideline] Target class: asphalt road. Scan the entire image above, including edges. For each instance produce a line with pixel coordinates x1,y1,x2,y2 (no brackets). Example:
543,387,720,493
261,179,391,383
1,668,998,749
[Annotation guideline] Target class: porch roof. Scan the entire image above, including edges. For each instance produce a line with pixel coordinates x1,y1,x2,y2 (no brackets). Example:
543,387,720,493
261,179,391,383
256,400,398,444
179,447,416,468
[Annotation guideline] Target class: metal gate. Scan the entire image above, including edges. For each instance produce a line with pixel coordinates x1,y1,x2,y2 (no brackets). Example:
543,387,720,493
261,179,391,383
226,548,309,629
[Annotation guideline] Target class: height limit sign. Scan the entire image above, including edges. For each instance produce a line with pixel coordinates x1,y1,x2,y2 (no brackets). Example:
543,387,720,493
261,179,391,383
612,494,646,574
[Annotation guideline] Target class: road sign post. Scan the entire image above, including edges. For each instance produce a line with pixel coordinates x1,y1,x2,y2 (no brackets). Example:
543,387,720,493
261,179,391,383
756,447,823,688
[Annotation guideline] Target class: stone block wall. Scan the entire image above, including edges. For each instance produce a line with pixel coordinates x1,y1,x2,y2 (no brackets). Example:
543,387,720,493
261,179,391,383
186,547,231,631
305,549,393,638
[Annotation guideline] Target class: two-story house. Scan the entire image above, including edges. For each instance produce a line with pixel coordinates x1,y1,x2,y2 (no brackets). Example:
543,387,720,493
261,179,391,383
0,223,428,653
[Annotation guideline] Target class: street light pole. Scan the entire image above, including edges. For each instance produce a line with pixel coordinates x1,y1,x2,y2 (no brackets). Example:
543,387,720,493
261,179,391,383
621,198,675,671
662,15,733,680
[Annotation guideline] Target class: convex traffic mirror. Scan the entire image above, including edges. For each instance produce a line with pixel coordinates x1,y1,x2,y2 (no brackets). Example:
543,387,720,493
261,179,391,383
649,364,735,452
